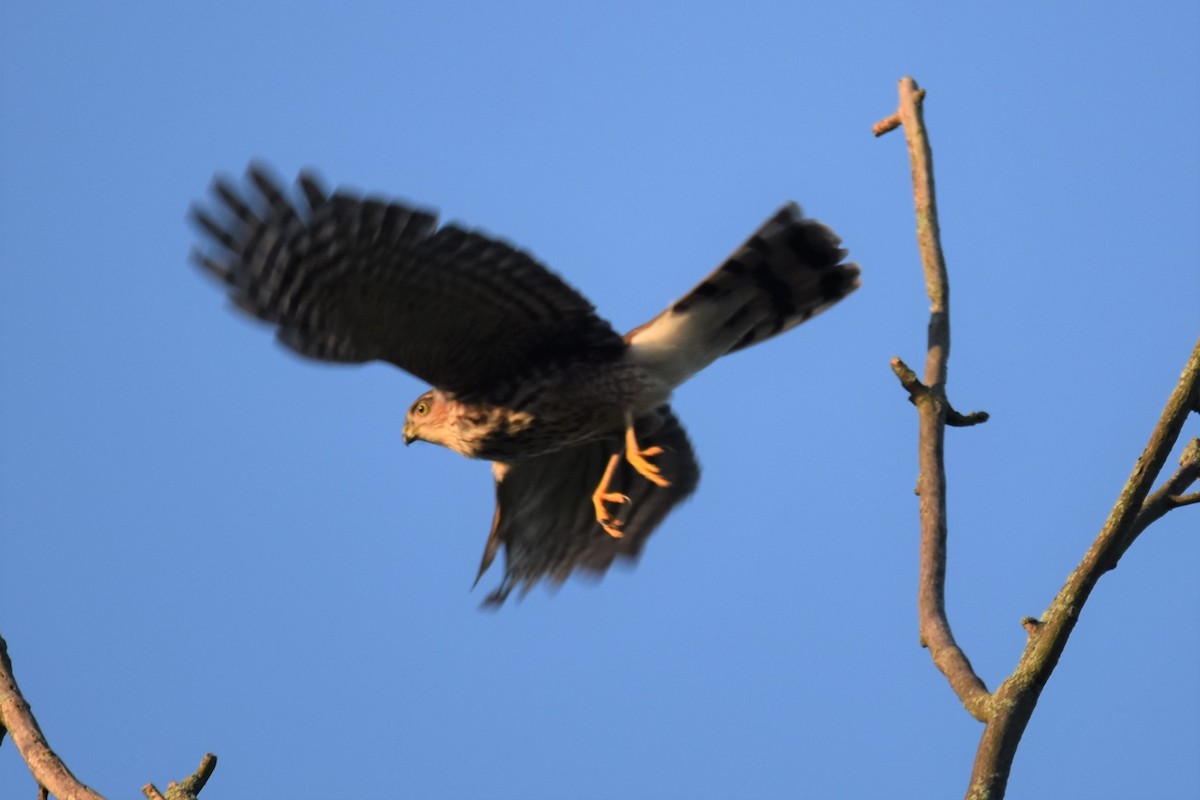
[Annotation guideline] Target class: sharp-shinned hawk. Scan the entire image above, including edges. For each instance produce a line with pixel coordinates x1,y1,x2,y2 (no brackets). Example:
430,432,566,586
191,166,860,605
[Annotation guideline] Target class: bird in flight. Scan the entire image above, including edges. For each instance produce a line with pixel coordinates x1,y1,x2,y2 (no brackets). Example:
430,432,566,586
191,166,860,604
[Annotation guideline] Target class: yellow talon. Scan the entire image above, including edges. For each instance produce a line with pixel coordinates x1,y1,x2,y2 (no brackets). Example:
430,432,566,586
594,491,630,538
590,416,673,537
592,453,630,538
624,416,670,488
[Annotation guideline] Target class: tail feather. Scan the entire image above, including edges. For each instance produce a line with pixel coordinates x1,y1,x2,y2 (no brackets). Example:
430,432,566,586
625,203,859,386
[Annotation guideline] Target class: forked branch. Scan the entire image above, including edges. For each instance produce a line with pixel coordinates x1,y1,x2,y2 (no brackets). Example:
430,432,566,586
973,337,1199,797
876,76,1199,799
0,633,217,800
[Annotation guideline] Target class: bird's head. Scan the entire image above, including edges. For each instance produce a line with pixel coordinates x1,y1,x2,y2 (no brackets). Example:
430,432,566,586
402,389,455,448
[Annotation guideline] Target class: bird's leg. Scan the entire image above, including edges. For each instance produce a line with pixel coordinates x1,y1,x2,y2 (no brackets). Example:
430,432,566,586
623,412,671,488
592,452,630,538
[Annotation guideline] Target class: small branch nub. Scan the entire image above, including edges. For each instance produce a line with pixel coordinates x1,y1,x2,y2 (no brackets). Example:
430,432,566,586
891,357,989,425
872,89,925,137
947,408,990,427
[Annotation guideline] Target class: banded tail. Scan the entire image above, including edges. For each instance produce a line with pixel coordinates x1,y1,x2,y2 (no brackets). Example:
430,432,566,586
625,203,860,387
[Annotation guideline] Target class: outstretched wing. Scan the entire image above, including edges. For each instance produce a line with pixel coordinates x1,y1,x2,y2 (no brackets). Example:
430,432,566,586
190,165,625,401
476,406,700,606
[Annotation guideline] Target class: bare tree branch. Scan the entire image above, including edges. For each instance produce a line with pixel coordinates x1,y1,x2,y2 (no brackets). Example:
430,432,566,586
0,634,104,800
0,633,218,800
970,338,1199,797
876,77,992,723
877,75,1200,800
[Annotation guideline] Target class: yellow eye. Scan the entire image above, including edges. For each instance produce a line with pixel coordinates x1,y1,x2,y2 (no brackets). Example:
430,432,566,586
414,401,429,416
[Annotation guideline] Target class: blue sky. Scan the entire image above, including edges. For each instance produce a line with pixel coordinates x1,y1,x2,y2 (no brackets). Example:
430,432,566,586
2,3,1197,798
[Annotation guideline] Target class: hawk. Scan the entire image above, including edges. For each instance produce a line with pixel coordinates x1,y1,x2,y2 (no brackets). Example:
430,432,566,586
191,166,860,605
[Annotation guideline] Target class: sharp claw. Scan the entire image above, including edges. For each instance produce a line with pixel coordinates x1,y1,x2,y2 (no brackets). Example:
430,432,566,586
594,491,630,538
592,453,633,538
623,414,672,488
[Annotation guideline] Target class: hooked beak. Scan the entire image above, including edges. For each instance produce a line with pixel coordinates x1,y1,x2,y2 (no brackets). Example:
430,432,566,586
402,427,416,446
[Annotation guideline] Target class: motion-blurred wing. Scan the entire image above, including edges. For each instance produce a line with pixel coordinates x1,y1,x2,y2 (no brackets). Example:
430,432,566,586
477,406,700,606
190,165,625,401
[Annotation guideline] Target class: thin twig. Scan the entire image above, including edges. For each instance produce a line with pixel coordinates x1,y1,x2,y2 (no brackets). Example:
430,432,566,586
873,111,904,137
877,78,992,722
946,407,990,427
